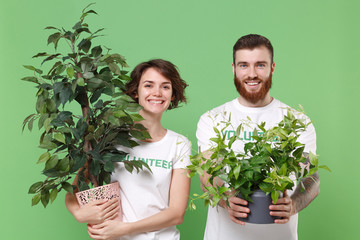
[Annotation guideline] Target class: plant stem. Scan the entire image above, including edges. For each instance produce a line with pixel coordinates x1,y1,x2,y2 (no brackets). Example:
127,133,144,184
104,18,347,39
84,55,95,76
77,71,99,187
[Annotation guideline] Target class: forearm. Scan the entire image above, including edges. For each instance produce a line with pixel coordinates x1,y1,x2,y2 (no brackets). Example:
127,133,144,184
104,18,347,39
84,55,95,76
291,171,320,213
126,169,190,235
125,206,185,235
65,192,83,222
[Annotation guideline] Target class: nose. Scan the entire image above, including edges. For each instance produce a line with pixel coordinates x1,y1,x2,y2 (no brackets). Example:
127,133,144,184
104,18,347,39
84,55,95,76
152,86,162,96
248,66,258,79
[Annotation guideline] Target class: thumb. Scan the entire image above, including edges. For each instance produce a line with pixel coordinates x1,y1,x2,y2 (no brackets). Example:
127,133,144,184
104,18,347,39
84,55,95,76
91,198,108,206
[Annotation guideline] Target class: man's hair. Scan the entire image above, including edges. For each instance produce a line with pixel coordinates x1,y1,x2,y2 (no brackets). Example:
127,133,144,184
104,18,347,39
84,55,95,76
126,59,188,110
233,34,274,64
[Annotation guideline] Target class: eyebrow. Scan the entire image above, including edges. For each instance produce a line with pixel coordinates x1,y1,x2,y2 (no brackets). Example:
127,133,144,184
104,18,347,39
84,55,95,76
237,61,268,65
142,80,171,84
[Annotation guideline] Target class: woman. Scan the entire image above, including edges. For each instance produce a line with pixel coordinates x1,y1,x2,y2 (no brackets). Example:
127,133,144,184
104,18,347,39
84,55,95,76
65,59,191,240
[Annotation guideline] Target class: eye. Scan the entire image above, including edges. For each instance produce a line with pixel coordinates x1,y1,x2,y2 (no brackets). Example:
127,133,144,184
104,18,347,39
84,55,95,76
257,63,266,68
144,84,152,88
239,64,247,68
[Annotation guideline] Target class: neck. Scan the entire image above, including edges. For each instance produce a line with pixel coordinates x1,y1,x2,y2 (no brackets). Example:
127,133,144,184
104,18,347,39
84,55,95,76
138,109,167,142
237,93,273,108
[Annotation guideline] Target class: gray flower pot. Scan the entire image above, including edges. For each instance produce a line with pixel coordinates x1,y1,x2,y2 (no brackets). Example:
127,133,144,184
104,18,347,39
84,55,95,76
236,189,282,224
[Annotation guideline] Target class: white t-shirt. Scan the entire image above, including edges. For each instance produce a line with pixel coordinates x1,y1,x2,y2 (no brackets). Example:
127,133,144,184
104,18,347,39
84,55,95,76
111,130,191,240
196,98,316,240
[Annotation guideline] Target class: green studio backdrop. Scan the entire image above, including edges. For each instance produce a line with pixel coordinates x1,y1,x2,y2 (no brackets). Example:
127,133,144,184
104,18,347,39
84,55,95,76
0,0,357,239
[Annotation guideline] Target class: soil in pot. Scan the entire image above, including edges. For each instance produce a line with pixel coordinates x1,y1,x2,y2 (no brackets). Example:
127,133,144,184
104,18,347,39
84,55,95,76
236,189,282,224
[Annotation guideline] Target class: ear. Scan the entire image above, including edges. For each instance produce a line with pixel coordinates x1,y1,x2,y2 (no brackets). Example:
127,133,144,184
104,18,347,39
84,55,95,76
232,63,235,75
271,62,275,74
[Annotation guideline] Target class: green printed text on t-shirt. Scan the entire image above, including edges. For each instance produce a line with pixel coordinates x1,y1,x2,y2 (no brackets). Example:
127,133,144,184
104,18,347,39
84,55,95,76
124,155,172,169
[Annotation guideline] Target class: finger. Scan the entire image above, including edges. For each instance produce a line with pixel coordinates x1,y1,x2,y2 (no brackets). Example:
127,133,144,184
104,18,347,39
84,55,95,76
229,214,246,226
228,208,248,219
90,223,105,229
229,196,248,206
274,218,290,224
87,229,101,240
272,196,290,204
269,204,291,212
229,202,250,214
90,199,108,206
102,198,119,211
270,210,291,218
104,205,120,220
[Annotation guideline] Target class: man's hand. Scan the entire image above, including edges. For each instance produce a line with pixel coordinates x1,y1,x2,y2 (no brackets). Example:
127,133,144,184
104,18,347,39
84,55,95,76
269,190,296,224
219,196,250,225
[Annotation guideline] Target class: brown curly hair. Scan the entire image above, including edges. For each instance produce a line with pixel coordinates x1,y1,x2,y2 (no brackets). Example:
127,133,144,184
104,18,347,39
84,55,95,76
126,59,188,110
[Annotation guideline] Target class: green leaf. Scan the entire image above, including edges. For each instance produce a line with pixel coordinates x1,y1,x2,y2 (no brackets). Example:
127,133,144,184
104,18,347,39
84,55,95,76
271,190,280,204
91,45,102,58
46,99,57,113
31,193,41,206
77,77,85,86
29,181,43,194
62,182,73,194
278,163,287,176
58,157,70,171
108,62,121,75
47,32,61,49
233,164,241,180
319,165,331,172
124,162,134,173
41,192,50,208
104,161,115,172
45,155,59,170
37,152,51,164
67,66,75,78
32,52,48,58
50,188,58,203
21,76,39,84
309,152,319,166
59,85,72,106
129,113,144,121
44,118,52,133
78,39,91,53
54,132,66,144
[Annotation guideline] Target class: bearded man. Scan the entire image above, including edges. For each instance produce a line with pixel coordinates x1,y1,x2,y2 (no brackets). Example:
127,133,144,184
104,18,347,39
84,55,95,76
196,34,320,240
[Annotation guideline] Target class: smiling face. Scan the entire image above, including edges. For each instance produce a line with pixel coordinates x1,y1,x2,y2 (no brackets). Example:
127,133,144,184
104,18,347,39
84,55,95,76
232,46,275,106
136,68,173,116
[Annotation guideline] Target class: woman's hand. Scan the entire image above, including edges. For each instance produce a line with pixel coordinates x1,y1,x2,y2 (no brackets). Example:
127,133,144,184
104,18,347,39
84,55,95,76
65,192,120,224
76,199,120,224
87,220,130,240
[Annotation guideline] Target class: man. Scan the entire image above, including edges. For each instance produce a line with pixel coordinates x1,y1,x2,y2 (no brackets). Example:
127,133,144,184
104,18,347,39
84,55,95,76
196,34,320,240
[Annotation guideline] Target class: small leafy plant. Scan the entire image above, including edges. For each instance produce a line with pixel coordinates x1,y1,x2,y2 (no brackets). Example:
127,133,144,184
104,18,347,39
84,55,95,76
187,108,330,208
23,4,150,208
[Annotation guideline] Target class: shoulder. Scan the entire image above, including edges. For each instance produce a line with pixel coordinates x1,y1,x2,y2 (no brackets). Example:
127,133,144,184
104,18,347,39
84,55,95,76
273,98,313,125
198,99,236,121
166,130,191,145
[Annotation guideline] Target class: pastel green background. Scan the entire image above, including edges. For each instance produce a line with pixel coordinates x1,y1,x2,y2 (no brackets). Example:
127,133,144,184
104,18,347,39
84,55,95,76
0,0,357,239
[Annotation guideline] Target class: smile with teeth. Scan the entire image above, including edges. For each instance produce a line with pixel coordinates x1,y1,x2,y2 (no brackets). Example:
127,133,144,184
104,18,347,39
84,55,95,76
246,81,261,86
148,100,164,104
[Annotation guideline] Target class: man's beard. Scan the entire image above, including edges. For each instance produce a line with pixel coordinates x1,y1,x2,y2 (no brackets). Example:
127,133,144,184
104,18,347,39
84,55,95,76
234,73,272,104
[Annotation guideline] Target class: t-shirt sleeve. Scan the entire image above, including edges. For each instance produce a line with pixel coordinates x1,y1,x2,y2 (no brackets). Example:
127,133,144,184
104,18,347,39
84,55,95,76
173,135,192,169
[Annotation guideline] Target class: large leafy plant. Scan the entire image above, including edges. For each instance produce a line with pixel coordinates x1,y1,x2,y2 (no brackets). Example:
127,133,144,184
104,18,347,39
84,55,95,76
23,4,150,208
188,109,330,208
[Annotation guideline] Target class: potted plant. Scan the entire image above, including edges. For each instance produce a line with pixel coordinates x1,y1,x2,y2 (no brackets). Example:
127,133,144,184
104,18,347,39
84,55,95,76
187,108,330,223
23,3,150,208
